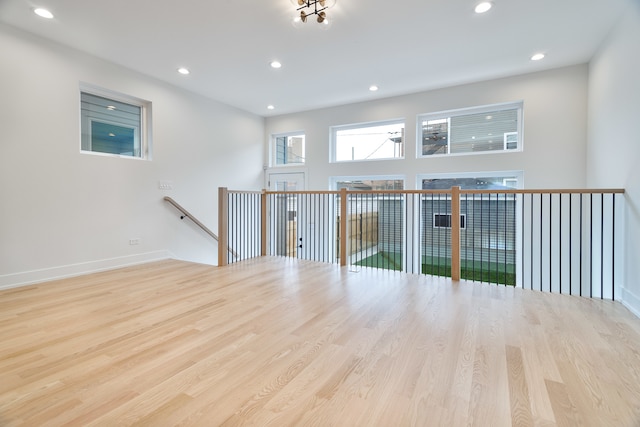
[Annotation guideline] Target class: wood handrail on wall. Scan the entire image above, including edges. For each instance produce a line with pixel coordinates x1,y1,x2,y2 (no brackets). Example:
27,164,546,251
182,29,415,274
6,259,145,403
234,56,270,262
164,196,238,259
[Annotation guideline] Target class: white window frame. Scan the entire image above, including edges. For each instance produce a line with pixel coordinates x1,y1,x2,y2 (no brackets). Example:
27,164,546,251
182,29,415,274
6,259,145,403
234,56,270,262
417,170,524,191
330,119,405,163
330,175,406,191
433,213,467,229
271,131,306,167
417,101,523,158
80,83,152,160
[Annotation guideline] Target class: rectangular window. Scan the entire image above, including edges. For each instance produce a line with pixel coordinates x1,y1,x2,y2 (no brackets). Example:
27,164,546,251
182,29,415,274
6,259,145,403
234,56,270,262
421,174,520,190
334,179,404,191
332,120,404,162
273,133,305,166
433,214,466,229
80,88,151,159
419,102,522,157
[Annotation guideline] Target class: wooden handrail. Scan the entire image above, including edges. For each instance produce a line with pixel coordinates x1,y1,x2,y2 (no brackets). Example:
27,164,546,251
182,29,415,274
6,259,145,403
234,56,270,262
261,188,625,196
163,196,238,259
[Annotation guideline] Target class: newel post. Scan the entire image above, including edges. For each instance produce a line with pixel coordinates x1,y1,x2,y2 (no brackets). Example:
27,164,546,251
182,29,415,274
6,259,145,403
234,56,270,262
340,187,348,266
451,186,461,281
218,187,229,266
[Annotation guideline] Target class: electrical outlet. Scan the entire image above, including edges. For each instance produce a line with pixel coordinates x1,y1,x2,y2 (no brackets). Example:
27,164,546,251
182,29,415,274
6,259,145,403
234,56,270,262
158,180,173,190
129,238,141,245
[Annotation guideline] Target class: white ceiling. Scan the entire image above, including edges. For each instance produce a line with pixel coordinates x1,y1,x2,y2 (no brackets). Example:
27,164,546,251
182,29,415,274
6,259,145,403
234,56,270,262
0,0,630,117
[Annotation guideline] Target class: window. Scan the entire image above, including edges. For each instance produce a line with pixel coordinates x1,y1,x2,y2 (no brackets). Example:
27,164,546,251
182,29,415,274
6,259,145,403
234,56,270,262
273,133,305,166
80,87,151,159
333,178,404,191
332,120,404,162
420,172,521,190
433,214,466,229
419,102,522,156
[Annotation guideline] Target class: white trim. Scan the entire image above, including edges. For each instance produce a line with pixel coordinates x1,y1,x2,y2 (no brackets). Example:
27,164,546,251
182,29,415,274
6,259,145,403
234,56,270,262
330,118,405,163
330,174,406,190
416,170,524,189
417,101,523,158
0,251,172,291
79,83,152,160
270,130,306,167
621,287,640,319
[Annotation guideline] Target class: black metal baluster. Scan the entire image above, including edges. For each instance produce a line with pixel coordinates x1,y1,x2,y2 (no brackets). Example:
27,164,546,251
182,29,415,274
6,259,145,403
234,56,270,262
549,193,552,293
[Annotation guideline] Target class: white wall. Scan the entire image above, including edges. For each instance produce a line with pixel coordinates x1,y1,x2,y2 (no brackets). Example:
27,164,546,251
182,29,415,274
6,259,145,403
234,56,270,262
588,3,640,316
265,65,589,190
0,24,264,288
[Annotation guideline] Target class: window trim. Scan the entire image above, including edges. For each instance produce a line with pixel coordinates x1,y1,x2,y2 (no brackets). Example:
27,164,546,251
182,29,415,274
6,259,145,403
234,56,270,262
330,175,406,191
271,131,306,167
433,213,467,230
79,83,152,160
330,118,405,163
417,101,523,158
416,170,524,190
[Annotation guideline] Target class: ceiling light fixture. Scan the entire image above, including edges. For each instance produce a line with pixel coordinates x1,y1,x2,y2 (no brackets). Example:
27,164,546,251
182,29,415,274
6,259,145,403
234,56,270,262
34,8,54,19
270,61,282,69
177,67,190,75
291,0,335,26
267,105,275,110
474,2,492,14
530,53,545,61
369,85,379,92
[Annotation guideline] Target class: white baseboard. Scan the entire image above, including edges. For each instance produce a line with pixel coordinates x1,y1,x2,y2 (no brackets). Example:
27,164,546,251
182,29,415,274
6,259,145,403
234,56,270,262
621,287,640,319
0,251,173,291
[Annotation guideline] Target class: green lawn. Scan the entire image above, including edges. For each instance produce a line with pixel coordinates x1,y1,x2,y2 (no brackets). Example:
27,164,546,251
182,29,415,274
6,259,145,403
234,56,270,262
354,252,516,286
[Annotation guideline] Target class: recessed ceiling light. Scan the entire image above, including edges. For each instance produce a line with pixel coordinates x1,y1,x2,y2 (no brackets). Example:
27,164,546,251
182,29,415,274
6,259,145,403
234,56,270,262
270,61,282,69
267,105,275,110
474,2,492,14
34,8,54,19
177,67,190,75
530,53,545,61
369,85,379,92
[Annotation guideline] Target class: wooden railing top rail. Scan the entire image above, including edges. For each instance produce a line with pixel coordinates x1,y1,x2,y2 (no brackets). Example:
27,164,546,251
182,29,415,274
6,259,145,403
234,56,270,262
249,188,625,196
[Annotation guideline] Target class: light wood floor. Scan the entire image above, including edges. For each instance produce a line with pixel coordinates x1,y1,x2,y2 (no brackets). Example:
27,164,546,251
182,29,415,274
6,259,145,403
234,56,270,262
1,258,640,426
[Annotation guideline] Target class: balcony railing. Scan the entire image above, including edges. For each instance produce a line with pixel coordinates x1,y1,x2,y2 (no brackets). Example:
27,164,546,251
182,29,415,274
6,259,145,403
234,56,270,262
218,187,625,300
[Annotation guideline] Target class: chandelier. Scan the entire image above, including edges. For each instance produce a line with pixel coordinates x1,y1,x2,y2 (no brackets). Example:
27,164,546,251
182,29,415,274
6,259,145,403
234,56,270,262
291,0,336,25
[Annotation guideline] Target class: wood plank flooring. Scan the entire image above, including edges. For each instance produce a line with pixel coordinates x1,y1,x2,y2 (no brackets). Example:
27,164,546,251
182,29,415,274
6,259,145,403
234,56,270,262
1,257,639,426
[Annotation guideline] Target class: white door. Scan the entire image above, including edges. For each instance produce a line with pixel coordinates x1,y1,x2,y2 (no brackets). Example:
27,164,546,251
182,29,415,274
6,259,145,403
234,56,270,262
268,173,305,257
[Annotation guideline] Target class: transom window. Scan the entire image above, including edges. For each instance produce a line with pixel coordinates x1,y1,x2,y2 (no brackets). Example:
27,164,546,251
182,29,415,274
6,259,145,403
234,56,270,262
80,87,151,159
332,120,404,162
273,132,305,166
420,173,521,190
334,178,404,191
419,102,522,157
